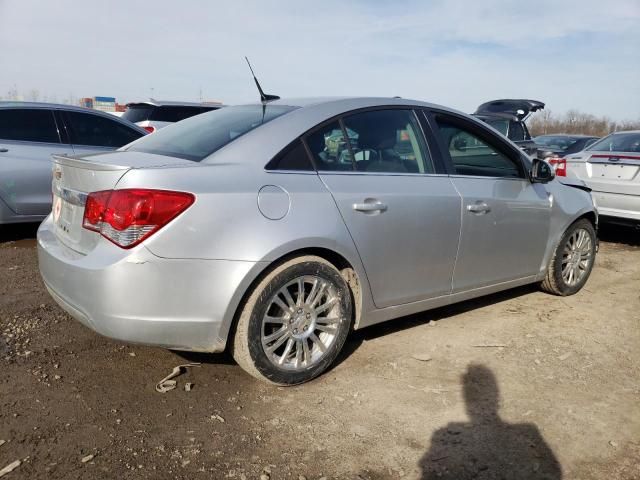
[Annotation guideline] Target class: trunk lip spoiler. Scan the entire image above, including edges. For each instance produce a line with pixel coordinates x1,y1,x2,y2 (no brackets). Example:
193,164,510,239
52,154,130,172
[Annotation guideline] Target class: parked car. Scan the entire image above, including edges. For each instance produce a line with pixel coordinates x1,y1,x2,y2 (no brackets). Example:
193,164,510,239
473,99,544,157
0,102,147,225
534,134,600,160
38,97,597,385
564,130,640,225
122,100,223,133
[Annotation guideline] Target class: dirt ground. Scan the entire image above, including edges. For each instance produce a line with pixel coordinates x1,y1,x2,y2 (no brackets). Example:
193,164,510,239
0,223,639,480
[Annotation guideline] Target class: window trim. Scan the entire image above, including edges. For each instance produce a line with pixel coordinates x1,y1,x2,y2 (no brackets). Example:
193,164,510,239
265,105,448,176
424,108,529,180
0,108,62,145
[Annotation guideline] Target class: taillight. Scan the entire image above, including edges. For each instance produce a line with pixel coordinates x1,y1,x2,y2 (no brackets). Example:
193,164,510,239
142,126,156,134
82,189,195,248
548,157,567,177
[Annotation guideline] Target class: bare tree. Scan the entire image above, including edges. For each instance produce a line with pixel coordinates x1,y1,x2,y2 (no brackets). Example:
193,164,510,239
529,110,640,137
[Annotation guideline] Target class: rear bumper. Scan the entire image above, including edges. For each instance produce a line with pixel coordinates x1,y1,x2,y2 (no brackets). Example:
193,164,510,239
37,216,257,352
592,190,640,221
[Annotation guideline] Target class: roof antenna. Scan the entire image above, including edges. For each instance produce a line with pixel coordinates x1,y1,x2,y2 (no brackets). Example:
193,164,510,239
245,57,280,103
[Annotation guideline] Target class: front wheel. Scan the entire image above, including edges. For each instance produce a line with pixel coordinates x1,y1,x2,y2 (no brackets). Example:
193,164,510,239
540,219,596,296
231,256,353,385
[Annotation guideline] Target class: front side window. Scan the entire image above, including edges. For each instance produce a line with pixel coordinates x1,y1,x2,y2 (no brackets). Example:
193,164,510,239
434,116,523,178
305,109,434,174
0,109,59,143
65,111,144,147
127,105,296,161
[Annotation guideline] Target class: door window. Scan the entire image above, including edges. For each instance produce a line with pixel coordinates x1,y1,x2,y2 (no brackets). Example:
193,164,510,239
64,111,144,147
342,109,433,173
0,109,60,143
434,116,523,178
305,121,355,171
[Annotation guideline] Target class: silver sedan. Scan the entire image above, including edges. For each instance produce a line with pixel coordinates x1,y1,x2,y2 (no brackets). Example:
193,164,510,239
38,97,598,385
564,130,640,225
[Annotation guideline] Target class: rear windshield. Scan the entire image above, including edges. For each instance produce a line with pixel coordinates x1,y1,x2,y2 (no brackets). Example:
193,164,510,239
122,105,154,123
534,136,581,152
126,105,296,161
587,132,640,153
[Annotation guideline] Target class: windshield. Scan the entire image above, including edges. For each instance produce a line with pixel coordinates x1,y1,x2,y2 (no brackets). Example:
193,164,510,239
534,136,581,152
126,105,296,161
122,105,154,123
486,119,509,136
587,132,640,153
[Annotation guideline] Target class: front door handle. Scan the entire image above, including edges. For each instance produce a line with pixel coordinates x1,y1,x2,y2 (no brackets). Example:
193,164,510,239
467,202,491,214
353,201,388,213
0,148,8,153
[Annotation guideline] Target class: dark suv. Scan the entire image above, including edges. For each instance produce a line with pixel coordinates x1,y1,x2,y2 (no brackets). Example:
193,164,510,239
473,99,545,157
122,100,224,133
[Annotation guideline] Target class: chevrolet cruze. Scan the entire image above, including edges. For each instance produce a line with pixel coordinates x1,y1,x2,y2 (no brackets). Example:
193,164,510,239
38,97,598,385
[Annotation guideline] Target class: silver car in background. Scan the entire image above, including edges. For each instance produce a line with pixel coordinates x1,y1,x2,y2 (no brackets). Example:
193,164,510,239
38,97,598,385
0,102,146,224
565,131,640,225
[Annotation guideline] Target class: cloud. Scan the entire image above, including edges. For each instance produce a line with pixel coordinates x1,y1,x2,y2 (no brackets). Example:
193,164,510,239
0,0,638,118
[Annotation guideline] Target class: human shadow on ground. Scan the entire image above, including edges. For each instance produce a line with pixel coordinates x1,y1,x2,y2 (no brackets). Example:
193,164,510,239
419,364,562,480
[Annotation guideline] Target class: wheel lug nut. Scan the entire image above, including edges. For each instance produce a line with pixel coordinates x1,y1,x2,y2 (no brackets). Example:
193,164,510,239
293,328,298,334
306,313,311,319
303,325,308,331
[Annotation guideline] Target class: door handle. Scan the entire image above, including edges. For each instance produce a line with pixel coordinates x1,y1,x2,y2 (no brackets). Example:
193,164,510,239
0,148,8,153
353,201,388,213
467,202,491,214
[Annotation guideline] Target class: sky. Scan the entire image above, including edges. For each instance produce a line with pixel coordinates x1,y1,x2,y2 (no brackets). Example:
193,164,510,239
0,0,638,119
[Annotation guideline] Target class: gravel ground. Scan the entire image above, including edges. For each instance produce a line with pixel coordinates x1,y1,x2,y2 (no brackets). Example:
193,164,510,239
0,223,638,479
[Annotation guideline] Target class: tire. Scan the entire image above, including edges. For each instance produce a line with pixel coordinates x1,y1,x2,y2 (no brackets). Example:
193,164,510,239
540,219,596,296
231,255,353,385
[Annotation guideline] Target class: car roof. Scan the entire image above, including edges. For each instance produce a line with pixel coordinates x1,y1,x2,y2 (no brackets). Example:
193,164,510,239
0,101,110,113
127,99,224,108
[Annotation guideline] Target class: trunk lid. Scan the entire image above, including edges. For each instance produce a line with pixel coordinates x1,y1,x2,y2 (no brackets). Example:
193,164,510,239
475,99,545,121
51,151,195,254
566,151,640,195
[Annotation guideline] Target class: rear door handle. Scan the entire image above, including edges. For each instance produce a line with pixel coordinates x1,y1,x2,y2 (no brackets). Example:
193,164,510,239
0,148,8,153
467,202,491,214
353,201,388,213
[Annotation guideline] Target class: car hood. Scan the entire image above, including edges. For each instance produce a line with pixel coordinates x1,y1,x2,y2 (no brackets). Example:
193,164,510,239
475,99,545,120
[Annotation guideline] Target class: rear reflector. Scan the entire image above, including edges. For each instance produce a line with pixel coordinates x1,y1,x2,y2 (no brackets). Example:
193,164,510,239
142,126,156,134
548,157,567,177
82,189,195,248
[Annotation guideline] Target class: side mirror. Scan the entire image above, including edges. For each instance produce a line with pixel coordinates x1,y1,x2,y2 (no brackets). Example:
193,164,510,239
530,158,555,183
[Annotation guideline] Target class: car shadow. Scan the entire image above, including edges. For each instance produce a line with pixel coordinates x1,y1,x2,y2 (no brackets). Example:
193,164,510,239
598,221,640,247
0,222,40,245
335,284,538,368
418,363,562,479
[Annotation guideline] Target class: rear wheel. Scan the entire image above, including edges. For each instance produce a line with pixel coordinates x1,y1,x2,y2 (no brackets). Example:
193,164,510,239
231,256,353,385
541,219,596,296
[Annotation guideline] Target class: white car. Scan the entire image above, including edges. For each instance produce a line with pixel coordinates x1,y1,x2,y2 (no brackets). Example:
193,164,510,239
564,130,640,225
122,100,223,133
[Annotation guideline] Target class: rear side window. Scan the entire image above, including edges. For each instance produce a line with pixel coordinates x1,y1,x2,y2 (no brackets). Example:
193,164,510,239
342,109,433,173
508,121,526,142
305,110,433,174
150,106,203,123
64,111,144,147
127,105,296,161
434,115,523,178
0,109,59,143
266,140,314,171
